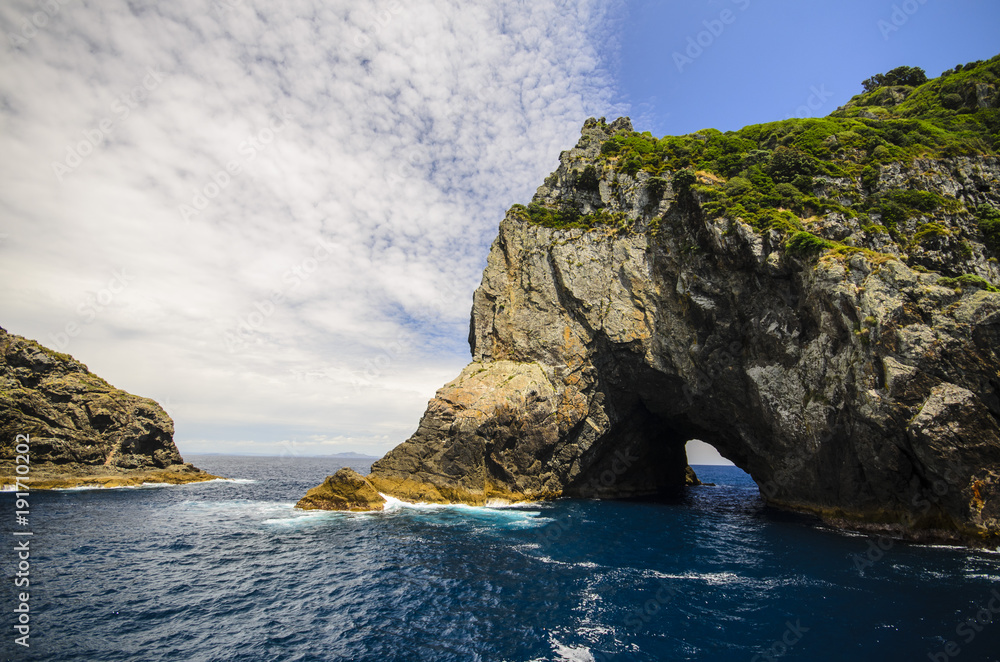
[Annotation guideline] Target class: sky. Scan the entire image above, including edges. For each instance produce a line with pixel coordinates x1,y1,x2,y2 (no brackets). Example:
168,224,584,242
0,0,997,465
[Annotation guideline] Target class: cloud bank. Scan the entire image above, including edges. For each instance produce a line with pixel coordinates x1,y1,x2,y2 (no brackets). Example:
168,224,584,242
0,0,624,455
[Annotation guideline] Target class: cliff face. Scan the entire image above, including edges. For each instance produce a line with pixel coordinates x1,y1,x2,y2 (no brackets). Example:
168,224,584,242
0,327,216,488
304,59,1000,544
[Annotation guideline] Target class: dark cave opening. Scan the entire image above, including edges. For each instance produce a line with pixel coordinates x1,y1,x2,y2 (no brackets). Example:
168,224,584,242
561,401,755,502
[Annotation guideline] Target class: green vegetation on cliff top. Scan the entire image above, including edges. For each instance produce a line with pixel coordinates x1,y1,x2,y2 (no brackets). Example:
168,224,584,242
520,55,1000,266
597,56,998,181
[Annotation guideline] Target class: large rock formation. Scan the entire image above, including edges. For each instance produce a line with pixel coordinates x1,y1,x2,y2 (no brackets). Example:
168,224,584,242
305,59,1000,545
0,327,217,488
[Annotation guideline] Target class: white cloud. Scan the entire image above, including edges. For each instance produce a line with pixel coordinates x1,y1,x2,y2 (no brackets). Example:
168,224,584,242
0,0,625,456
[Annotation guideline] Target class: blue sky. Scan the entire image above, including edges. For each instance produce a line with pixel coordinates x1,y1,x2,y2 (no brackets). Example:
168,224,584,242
0,0,997,464
618,0,1000,137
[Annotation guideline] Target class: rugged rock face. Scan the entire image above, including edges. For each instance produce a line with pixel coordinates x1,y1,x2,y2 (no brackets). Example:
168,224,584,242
305,64,1000,544
0,327,217,488
365,358,698,505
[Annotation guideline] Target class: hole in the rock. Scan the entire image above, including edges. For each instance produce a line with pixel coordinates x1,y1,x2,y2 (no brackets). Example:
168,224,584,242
684,438,753,492
685,439,735,468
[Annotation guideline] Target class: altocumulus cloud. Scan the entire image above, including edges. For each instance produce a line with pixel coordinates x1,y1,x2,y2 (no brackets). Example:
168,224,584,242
0,0,624,455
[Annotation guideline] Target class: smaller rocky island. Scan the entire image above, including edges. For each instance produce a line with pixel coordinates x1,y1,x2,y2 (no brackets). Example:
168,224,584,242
0,326,218,489
296,468,387,511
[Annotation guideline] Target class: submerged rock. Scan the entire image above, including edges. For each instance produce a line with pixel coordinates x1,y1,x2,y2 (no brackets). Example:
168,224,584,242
0,327,218,489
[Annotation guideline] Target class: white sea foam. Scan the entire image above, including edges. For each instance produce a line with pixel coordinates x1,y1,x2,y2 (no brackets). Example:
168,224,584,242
647,570,743,586
963,573,1000,581
379,493,448,510
548,636,596,662
378,493,544,526
53,482,175,491
533,556,605,570
199,478,256,485
261,509,341,526
180,499,346,527
43,477,254,491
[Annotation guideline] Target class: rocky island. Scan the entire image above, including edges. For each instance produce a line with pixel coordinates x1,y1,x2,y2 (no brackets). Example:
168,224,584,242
0,327,217,489
304,59,1000,545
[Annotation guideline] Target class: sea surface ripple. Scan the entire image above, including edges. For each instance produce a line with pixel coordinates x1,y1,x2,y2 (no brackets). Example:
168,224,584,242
2,457,999,661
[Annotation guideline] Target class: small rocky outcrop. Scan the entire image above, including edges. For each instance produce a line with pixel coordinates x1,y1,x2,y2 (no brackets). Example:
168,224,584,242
0,327,217,488
295,468,386,511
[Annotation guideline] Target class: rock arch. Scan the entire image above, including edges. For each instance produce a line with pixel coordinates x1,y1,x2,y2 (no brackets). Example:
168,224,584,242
304,119,1000,546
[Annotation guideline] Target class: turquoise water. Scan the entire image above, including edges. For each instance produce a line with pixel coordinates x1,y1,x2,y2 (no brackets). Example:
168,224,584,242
2,457,999,661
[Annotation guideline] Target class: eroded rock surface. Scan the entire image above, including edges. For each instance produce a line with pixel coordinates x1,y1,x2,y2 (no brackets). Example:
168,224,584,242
296,468,386,511
0,327,217,488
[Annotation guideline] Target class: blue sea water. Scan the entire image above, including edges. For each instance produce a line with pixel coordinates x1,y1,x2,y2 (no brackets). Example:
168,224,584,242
2,456,1000,661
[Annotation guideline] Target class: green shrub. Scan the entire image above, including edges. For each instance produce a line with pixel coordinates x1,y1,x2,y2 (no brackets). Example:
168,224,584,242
792,174,815,194
912,222,950,244
725,176,754,197
673,169,697,191
601,138,622,156
774,182,803,198
878,200,907,232
861,165,878,191
976,204,1000,254
525,203,585,228
786,231,835,257
870,144,891,162
862,66,928,93
646,176,669,201
766,146,818,183
508,204,530,221
743,165,775,193
941,93,964,110
885,189,947,213
518,202,633,231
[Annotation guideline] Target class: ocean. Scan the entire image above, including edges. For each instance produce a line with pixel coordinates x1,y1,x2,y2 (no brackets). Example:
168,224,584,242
2,456,999,661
